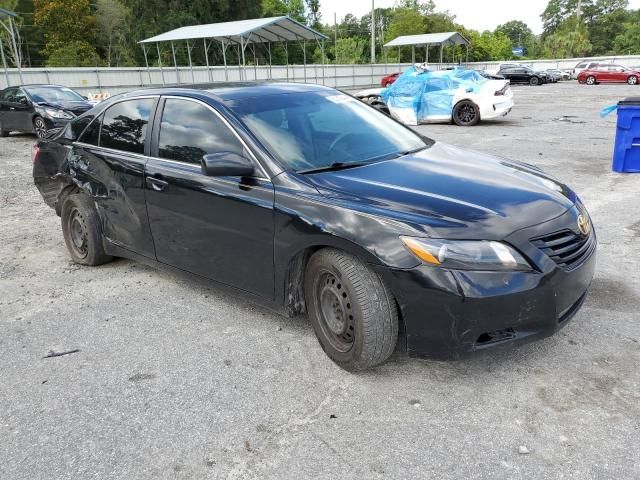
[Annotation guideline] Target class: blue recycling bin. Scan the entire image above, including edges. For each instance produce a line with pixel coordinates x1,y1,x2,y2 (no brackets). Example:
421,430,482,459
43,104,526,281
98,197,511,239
612,97,640,173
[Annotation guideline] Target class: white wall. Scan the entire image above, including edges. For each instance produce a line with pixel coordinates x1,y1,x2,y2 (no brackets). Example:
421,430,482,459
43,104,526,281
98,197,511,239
3,54,640,93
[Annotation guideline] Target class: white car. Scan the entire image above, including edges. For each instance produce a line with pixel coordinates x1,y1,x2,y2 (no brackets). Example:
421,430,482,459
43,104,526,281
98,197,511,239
356,71,514,127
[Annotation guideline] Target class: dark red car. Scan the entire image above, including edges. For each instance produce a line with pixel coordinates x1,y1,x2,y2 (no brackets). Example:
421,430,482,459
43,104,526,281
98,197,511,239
578,64,640,85
381,72,400,87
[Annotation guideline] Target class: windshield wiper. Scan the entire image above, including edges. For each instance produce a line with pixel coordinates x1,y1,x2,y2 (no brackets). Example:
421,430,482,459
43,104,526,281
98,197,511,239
298,161,372,174
298,146,429,174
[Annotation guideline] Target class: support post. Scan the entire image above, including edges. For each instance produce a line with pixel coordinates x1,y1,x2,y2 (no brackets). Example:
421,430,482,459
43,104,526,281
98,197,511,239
171,41,180,83
303,40,307,83
284,41,289,81
142,44,152,84
439,44,443,67
252,43,257,81
156,43,165,85
411,45,415,64
240,36,246,81
267,42,272,80
8,17,23,84
321,39,325,86
204,39,213,82
186,40,195,83
465,44,469,64
221,41,228,81
0,37,9,88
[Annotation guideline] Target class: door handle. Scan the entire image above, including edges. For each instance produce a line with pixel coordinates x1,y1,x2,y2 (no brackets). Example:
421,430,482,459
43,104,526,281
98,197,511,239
146,176,168,192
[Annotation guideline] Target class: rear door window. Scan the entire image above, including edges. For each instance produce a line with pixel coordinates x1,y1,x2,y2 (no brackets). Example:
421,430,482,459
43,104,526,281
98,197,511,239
576,63,587,68
157,98,245,165
100,98,154,154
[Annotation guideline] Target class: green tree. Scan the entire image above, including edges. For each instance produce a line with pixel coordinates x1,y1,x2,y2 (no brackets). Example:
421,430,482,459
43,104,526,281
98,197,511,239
34,0,100,66
96,0,132,66
334,37,364,64
613,11,640,54
543,18,592,57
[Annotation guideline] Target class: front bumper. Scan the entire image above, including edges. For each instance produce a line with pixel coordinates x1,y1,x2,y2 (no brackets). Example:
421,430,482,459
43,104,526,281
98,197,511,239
376,206,597,359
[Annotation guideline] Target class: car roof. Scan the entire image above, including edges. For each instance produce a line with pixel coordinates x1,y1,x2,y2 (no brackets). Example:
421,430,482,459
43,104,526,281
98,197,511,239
113,82,334,104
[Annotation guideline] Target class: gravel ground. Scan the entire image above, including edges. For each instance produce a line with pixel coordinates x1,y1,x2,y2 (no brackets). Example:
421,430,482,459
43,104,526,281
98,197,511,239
1,82,639,480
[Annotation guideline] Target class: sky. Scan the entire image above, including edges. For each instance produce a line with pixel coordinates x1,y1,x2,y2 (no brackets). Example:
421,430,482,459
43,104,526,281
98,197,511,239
320,0,640,34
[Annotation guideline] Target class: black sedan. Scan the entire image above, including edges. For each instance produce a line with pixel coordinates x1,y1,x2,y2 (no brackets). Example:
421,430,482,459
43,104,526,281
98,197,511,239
32,83,596,370
0,84,93,138
497,66,548,85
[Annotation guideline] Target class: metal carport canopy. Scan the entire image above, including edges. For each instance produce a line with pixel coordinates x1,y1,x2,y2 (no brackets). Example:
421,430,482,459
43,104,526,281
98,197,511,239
138,15,328,84
384,32,470,64
0,7,23,85
139,16,328,45
384,32,469,48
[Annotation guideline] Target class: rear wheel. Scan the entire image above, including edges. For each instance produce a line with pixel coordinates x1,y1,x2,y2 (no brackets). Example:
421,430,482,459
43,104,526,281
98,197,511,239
628,75,638,85
33,116,48,139
586,76,596,85
304,249,398,371
61,193,112,266
452,100,480,127
529,76,540,86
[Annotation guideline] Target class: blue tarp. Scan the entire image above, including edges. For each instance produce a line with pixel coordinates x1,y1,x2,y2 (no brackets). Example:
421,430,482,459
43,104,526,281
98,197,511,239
380,67,490,124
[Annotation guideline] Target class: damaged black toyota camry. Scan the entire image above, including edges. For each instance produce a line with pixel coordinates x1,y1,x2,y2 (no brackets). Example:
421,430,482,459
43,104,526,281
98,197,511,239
33,83,596,371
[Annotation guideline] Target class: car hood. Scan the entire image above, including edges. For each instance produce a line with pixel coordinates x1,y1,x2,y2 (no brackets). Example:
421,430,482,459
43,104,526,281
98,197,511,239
304,142,577,239
36,100,93,115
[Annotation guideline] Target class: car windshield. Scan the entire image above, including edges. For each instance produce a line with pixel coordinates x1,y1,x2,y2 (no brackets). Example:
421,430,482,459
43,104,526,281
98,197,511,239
229,91,429,172
25,86,84,103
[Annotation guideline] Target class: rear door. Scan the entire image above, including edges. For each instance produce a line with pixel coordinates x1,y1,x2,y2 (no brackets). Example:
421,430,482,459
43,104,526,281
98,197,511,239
144,96,275,298
72,96,158,258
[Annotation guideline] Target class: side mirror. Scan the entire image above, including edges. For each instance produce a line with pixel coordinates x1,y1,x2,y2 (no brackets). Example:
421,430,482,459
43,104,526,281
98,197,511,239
201,151,255,177
82,95,89,100
19,97,30,106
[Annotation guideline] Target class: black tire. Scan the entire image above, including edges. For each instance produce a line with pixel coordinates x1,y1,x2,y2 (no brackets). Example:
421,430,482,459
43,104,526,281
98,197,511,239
628,75,638,85
0,118,9,137
61,193,112,266
33,116,48,139
452,100,480,127
586,76,596,85
529,76,540,86
304,249,398,371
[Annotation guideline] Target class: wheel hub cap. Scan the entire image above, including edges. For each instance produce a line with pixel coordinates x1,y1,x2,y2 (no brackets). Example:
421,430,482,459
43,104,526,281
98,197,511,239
316,272,355,351
69,209,88,257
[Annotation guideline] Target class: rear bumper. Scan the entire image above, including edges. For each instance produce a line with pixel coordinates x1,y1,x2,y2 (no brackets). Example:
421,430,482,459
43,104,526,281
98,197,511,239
376,207,597,359
480,96,514,120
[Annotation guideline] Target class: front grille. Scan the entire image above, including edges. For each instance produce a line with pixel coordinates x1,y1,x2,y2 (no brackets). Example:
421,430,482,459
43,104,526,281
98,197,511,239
531,229,595,270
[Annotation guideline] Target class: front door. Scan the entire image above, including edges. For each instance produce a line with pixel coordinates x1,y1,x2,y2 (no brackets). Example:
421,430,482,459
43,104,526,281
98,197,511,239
144,97,275,299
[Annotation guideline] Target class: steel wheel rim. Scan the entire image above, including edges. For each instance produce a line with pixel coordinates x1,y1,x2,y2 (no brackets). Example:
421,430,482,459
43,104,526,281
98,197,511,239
457,104,476,124
316,271,355,352
34,118,47,138
69,208,89,258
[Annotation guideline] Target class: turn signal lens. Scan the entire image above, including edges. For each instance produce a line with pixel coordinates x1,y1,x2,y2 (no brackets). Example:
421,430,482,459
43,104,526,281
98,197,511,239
401,236,441,265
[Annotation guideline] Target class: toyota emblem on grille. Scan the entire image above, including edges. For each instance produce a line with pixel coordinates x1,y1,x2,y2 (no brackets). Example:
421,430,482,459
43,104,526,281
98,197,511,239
577,214,591,236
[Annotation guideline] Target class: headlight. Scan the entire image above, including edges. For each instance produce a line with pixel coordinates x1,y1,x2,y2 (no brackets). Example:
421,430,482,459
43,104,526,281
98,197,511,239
43,108,74,120
400,237,532,272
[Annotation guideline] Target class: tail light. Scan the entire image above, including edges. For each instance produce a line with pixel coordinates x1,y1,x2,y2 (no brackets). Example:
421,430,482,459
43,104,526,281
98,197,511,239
32,144,40,164
495,85,509,96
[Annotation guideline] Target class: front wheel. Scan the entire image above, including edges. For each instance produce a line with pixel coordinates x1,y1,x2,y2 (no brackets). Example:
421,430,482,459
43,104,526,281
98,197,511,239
33,116,48,139
0,118,9,137
61,193,113,266
586,76,596,85
452,100,480,127
529,76,540,86
304,249,398,371
628,75,638,85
